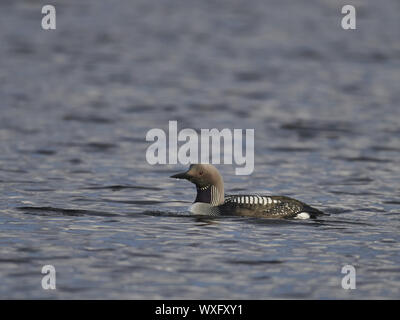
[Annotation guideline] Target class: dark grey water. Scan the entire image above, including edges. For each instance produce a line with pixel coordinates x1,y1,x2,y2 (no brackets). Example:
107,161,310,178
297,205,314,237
1,0,399,299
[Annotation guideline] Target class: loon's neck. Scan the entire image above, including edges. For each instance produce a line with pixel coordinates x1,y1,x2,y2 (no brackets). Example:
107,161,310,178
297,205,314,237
194,184,224,206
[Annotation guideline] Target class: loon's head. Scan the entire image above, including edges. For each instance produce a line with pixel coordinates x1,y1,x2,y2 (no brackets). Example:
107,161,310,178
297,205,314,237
170,164,225,206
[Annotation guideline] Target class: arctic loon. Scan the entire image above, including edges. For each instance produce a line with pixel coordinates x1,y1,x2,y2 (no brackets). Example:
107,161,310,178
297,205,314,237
170,164,324,219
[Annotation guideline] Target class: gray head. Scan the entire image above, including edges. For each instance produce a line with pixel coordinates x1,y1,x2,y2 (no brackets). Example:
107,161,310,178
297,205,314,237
170,164,225,206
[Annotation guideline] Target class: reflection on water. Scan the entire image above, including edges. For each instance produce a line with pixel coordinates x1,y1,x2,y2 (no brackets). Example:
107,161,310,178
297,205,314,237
0,0,399,299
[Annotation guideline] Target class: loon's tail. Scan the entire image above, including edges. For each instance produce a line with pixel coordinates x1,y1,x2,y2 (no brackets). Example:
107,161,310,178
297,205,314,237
303,205,327,219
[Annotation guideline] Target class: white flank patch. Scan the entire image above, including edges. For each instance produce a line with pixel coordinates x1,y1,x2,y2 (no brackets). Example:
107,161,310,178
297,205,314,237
295,212,310,220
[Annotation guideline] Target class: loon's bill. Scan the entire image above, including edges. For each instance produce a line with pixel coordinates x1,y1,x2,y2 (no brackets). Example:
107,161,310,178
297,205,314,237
170,164,325,219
